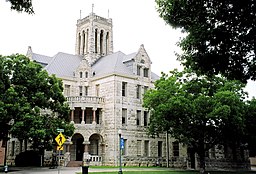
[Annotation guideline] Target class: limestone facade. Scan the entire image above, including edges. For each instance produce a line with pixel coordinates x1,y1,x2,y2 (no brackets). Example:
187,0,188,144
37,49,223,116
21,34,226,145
22,12,188,167
5,12,250,170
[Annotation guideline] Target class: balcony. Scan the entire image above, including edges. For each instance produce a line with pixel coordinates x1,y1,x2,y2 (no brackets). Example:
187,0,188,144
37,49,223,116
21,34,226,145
66,96,104,108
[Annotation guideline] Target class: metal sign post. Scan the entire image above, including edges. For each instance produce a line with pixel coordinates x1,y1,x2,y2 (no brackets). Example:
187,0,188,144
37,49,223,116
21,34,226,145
55,129,66,174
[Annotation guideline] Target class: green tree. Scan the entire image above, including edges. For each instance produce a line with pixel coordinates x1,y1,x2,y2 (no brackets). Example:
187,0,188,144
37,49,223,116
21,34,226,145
244,98,256,157
0,54,74,152
6,0,34,14
155,0,256,83
143,70,247,173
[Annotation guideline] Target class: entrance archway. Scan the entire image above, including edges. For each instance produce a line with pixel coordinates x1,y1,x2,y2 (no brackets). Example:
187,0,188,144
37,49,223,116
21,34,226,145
71,133,84,161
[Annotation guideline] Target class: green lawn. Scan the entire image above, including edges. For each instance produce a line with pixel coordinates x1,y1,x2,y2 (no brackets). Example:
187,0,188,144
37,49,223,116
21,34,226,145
76,170,256,174
83,172,184,174
77,172,193,174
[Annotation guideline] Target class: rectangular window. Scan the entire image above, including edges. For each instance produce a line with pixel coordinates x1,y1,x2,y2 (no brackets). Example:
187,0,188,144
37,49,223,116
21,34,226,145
143,68,149,77
137,140,142,156
19,141,23,153
173,141,180,157
123,139,127,155
11,141,15,156
122,108,127,125
24,140,27,150
205,149,209,158
144,140,149,157
210,147,216,158
96,84,100,97
144,86,148,95
79,86,83,96
137,65,141,76
144,111,148,126
64,84,70,96
137,110,141,126
122,82,127,96
84,86,88,96
158,141,163,157
136,85,141,99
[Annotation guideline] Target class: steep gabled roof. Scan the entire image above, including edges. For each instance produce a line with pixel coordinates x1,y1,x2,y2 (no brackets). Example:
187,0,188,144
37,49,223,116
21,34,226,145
29,49,159,80
45,52,82,77
92,51,134,77
32,53,52,67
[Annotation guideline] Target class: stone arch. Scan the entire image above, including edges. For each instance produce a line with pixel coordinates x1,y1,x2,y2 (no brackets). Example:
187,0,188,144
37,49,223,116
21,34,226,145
89,133,103,155
78,33,81,55
100,29,104,55
71,133,84,161
86,28,89,53
106,31,109,54
95,28,98,53
82,30,85,55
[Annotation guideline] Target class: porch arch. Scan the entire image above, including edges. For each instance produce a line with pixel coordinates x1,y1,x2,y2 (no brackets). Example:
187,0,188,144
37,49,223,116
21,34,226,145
71,133,84,161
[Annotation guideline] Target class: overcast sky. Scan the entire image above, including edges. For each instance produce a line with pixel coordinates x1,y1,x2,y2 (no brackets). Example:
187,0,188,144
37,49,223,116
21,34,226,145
0,0,255,97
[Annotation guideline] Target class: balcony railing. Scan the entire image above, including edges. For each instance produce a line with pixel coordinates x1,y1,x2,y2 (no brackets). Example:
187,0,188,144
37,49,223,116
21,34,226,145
66,96,104,104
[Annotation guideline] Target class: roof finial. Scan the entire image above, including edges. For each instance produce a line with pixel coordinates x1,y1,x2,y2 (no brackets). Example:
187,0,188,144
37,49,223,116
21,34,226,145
92,4,94,14
108,9,109,18
80,10,82,19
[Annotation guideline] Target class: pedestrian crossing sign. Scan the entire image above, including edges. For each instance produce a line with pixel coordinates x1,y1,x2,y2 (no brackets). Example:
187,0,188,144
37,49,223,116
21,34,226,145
55,132,66,146
57,145,64,151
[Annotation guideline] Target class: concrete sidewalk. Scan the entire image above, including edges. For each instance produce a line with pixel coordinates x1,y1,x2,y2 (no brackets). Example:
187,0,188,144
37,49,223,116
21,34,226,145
2,166,173,174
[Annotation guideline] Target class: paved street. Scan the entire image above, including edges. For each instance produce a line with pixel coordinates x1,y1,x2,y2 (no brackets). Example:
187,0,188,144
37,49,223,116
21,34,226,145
1,166,173,174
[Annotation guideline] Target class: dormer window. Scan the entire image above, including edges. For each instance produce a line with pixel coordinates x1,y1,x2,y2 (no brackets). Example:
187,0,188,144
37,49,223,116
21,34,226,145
143,68,149,78
80,72,83,78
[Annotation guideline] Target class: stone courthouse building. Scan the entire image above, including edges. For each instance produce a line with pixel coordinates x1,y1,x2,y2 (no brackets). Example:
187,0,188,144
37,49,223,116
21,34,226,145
4,11,250,170
25,12,187,167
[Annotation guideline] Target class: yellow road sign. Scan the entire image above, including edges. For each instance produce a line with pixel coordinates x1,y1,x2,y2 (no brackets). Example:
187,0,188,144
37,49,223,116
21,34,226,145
57,145,64,151
55,132,66,146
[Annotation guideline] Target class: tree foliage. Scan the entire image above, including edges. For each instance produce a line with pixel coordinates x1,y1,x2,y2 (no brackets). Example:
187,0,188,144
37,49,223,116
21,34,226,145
6,0,34,14
0,54,74,150
143,69,248,172
155,0,256,83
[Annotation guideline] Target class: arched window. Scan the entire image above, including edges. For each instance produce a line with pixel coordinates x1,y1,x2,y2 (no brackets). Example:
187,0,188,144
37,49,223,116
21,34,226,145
106,32,109,54
78,33,81,55
86,29,89,53
100,30,104,55
95,29,98,53
85,71,88,78
82,30,85,55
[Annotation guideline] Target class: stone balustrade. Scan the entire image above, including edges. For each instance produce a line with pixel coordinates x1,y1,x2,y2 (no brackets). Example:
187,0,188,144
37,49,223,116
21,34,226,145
66,96,104,104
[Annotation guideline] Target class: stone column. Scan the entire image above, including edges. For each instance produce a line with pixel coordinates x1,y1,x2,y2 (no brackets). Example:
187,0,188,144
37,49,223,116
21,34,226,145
70,109,74,124
64,140,72,165
83,141,91,164
66,143,70,153
92,107,97,124
81,107,85,124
